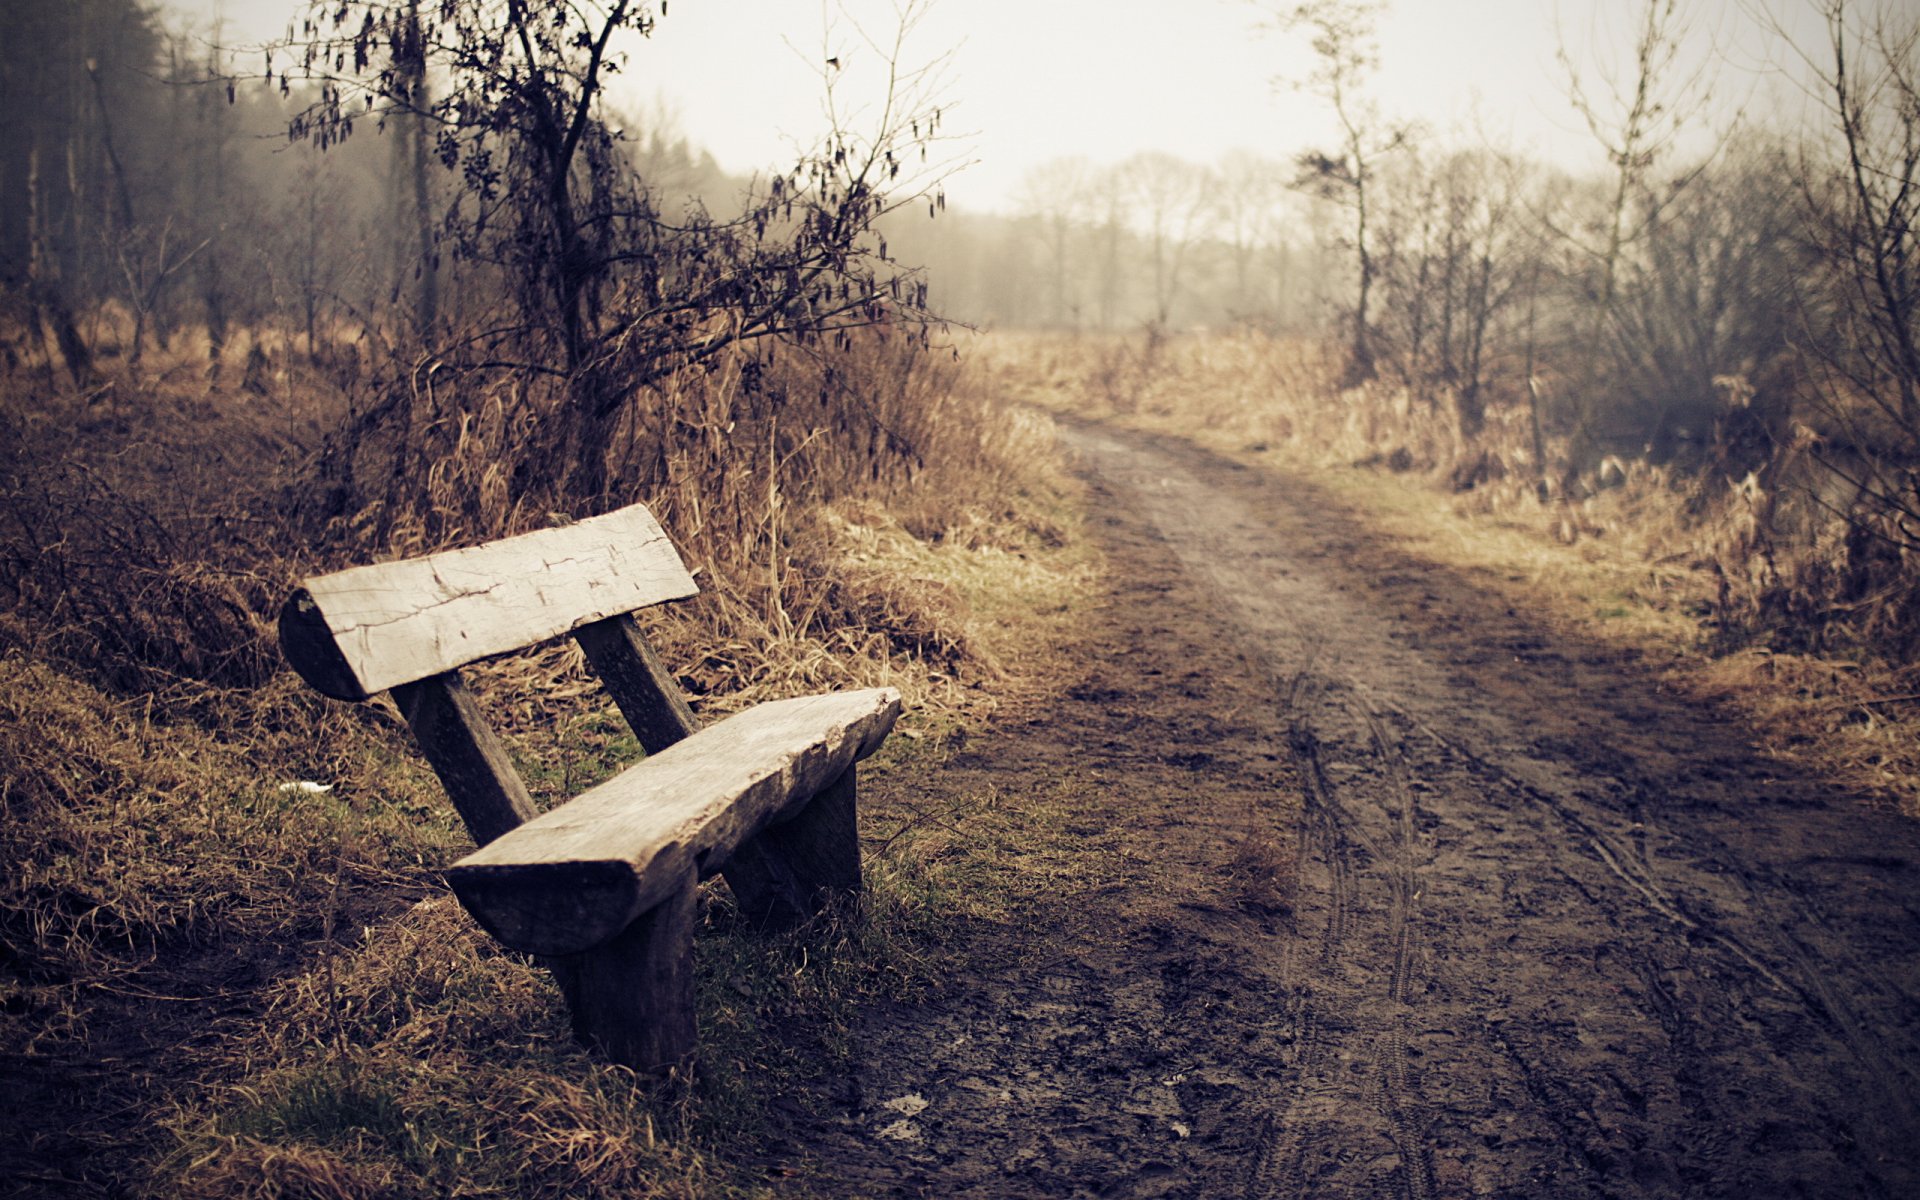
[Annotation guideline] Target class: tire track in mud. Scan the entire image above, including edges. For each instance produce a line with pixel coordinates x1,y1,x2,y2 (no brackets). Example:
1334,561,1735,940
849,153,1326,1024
1362,702,1438,1200
1246,721,1357,1200
1367,680,1920,1135
1470,733,1920,1153
1061,421,1920,1198
1370,686,1920,1152
1266,702,1437,1200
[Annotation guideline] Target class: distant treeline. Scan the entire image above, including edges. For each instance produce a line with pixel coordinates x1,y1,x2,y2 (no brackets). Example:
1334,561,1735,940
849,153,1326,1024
911,1,1916,499
4,0,1916,501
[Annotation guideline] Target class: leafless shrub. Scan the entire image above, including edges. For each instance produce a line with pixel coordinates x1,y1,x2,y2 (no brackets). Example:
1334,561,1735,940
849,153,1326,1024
0,456,282,695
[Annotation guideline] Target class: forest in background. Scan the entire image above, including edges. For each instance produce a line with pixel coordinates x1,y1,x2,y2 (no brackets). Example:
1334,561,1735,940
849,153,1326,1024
922,0,1920,666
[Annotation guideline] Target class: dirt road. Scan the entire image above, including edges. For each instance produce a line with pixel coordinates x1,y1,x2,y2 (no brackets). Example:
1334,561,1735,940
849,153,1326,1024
780,421,1920,1198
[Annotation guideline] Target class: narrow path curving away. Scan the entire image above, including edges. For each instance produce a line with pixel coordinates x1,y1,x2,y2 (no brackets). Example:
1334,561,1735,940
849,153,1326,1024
777,421,1920,1199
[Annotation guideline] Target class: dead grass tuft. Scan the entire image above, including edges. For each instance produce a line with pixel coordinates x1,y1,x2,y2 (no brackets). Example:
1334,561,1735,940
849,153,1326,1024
1694,649,1920,815
1227,832,1297,917
0,459,286,695
169,1138,400,1200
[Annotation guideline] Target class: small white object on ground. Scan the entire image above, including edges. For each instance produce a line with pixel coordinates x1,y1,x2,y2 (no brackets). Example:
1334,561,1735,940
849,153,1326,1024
877,1119,922,1142
881,1093,929,1116
277,781,334,795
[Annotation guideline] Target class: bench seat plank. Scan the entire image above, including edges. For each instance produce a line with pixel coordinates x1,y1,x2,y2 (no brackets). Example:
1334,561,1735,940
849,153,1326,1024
281,507,699,699
445,687,900,955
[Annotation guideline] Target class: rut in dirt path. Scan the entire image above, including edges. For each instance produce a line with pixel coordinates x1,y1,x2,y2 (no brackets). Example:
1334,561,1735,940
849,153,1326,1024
778,421,1920,1200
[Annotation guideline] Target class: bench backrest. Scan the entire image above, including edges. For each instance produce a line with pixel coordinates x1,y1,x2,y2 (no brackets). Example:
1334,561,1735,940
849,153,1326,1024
279,506,697,701
280,504,704,847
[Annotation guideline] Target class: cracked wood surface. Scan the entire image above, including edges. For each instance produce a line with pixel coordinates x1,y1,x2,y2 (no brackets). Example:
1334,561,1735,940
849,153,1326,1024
446,688,900,956
280,506,698,699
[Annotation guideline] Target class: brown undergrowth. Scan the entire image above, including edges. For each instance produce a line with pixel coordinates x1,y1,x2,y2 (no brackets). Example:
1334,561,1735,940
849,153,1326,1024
990,328,1920,816
0,325,1095,1197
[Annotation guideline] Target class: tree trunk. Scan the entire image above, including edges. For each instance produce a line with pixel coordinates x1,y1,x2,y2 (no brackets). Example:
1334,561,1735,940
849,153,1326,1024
38,279,92,387
1347,165,1377,386
401,0,438,339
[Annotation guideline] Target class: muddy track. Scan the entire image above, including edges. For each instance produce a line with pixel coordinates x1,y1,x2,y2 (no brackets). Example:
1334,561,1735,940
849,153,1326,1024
779,421,1920,1198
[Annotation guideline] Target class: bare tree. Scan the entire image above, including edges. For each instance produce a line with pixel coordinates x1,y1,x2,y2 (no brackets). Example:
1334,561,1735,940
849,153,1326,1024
0,0,167,386
1212,150,1291,322
1263,0,1410,385
1795,0,1920,438
1120,151,1211,333
1088,163,1132,331
389,0,437,338
1770,0,1920,620
1610,143,1804,462
111,218,207,367
1015,156,1097,328
1368,146,1532,436
274,0,956,505
1558,0,1716,310
1553,0,1721,459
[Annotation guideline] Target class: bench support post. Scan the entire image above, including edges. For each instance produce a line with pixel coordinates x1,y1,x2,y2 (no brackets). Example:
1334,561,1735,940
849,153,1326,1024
391,672,538,847
725,767,863,928
574,615,699,756
551,865,699,1074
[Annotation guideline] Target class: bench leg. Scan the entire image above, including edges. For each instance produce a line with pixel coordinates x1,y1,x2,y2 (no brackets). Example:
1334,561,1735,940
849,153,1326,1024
722,767,863,928
550,865,697,1074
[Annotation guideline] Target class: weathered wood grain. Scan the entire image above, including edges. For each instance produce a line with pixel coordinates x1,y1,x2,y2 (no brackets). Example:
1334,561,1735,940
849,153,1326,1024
391,672,538,847
282,506,698,700
278,588,362,699
446,687,899,955
574,612,800,918
549,865,698,1073
574,613,698,754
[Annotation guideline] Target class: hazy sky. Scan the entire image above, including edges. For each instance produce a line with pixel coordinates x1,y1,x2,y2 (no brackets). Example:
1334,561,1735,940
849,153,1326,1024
171,0,1816,213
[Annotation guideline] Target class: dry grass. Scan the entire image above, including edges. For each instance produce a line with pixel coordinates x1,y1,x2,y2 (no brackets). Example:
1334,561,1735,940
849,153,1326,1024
1,319,1098,1195
1692,650,1920,814
149,899,740,1200
0,661,459,1045
139,496,1098,1198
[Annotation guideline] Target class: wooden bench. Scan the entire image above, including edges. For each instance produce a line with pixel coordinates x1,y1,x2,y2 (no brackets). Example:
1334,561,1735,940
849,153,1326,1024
278,504,900,1072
